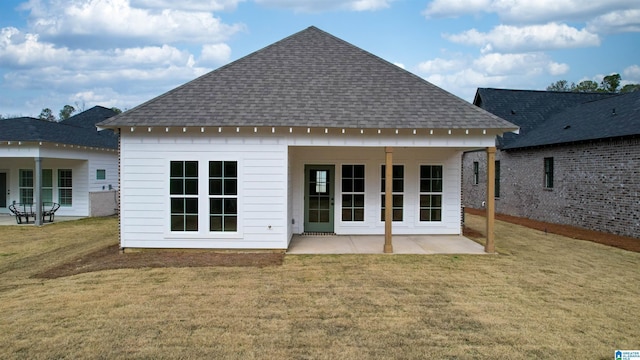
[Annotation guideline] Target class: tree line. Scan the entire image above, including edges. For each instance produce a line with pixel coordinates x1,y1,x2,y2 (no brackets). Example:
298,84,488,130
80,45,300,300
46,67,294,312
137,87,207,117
0,104,122,121
546,73,640,93
37,104,123,122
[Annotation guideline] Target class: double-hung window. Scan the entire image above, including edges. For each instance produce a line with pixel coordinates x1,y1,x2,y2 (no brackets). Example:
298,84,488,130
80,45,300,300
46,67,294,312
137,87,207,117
19,169,33,204
209,161,237,232
42,169,53,203
170,161,198,231
58,169,73,206
342,165,365,221
419,165,443,222
544,157,554,188
380,165,404,221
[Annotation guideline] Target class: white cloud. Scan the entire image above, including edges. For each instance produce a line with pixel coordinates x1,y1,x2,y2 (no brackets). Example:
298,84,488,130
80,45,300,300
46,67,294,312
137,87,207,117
23,0,244,46
587,9,640,33
417,58,465,73
423,0,490,18
130,0,242,11
623,65,640,81
254,0,395,12
416,51,570,100
445,23,600,53
198,43,232,66
424,0,639,24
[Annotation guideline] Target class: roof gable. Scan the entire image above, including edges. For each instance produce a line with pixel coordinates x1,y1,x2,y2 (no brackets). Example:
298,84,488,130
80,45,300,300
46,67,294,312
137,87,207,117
61,106,118,129
100,26,516,131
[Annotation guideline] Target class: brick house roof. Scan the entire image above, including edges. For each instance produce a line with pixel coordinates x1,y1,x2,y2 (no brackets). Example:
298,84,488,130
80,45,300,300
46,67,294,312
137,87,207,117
502,90,640,149
99,26,516,131
474,88,619,148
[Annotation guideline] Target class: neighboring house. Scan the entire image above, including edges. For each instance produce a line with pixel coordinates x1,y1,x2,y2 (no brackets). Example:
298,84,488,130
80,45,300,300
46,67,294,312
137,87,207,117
98,26,516,251
463,88,640,238
0,106,119,221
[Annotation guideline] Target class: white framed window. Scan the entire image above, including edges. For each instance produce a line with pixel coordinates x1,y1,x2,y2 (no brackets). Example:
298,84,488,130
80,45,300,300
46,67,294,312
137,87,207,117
380,164,403,222
58,169,73,206
19,169,33,204
419,165,443,222
42,169,53,203
342,164,365,222
169,161,198,231
209,161,238,232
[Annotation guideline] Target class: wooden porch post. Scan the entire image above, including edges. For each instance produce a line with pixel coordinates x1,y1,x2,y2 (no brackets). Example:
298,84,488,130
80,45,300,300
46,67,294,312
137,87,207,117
34,157,43,226
384,147,393,253
485,147,496,253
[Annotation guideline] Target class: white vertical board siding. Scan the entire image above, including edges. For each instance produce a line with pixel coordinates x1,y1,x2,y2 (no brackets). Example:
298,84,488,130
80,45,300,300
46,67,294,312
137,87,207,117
290,147,463,235
120,132,288,249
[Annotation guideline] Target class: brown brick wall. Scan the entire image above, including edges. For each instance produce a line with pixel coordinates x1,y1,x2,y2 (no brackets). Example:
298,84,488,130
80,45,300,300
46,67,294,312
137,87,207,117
462,138,640,238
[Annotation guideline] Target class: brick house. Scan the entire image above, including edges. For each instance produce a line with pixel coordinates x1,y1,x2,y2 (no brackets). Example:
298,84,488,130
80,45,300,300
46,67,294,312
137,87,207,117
463,88,640,238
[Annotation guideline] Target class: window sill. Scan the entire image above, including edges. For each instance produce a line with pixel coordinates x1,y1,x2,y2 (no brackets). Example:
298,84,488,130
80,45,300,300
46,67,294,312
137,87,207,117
543,187,553,191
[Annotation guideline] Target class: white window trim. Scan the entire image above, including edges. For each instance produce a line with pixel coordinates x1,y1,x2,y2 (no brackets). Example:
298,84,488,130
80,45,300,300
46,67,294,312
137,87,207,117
379,163,405,223
165,158,243,239
418,164,444,223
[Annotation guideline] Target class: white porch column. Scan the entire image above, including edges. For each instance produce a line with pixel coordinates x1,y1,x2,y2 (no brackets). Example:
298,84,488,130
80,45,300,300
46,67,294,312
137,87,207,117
485,147,496,253
384,147,393,253
34,157,43,226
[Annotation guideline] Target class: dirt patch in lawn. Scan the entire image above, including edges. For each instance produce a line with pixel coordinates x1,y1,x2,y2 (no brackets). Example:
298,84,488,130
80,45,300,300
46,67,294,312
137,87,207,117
465,207,640,253
33,245,284,279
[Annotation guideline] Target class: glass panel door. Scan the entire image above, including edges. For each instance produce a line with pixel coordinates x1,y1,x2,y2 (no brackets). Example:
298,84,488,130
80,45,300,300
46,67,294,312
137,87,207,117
304,165,335,233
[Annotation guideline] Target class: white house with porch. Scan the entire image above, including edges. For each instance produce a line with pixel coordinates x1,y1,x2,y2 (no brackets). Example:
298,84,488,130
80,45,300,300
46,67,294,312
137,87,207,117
0,106,119,223
98,27,516,252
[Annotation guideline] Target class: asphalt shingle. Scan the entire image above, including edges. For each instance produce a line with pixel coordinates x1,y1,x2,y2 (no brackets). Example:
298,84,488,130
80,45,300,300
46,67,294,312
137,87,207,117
99,27,516,131
474,88,617,148
502,90,640,149
0,106,118,149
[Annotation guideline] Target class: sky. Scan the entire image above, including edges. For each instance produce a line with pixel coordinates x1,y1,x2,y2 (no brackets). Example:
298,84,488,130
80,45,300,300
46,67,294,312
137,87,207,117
0,0,639,118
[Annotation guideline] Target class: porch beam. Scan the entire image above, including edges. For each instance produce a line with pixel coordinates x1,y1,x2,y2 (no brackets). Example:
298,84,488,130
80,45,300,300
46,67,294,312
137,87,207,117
34,157,43,226
485,147,496,253
384,146,393,253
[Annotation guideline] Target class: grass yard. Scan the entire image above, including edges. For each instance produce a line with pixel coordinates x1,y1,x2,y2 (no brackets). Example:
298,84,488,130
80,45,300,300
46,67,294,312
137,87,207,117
1,215,639,359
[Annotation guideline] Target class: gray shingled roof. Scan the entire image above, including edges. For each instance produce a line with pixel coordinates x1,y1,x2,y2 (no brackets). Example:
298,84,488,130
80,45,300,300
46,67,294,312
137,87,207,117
99,26,516,131
0,106,118,149
474,88,616,148
503,90,640,149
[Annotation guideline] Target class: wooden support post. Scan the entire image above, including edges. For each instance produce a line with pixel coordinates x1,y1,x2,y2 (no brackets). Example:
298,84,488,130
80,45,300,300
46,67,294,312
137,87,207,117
485,147,496,253
384,147,393,253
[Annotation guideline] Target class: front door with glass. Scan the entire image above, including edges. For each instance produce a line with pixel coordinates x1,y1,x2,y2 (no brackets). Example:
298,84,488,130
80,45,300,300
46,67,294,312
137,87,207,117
304,165,335,233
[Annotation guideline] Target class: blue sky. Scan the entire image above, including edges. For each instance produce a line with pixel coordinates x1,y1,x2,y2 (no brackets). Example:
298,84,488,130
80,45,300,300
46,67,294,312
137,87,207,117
1,0,639,118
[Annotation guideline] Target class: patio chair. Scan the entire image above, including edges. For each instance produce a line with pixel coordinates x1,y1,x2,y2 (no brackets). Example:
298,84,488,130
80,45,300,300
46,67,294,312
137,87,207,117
42,202,61,223
8,203,35,224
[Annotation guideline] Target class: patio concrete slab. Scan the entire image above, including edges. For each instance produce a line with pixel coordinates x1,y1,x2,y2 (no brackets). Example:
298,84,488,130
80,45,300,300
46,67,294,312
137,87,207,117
287,234,486,254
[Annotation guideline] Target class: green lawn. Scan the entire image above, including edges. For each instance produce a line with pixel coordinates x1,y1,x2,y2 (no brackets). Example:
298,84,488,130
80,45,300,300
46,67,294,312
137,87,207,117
0,215,638,359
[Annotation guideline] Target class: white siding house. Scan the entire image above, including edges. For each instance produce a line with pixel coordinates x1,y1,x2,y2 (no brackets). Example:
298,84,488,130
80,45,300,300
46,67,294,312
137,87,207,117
99,27,517,251
0,107,119,220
